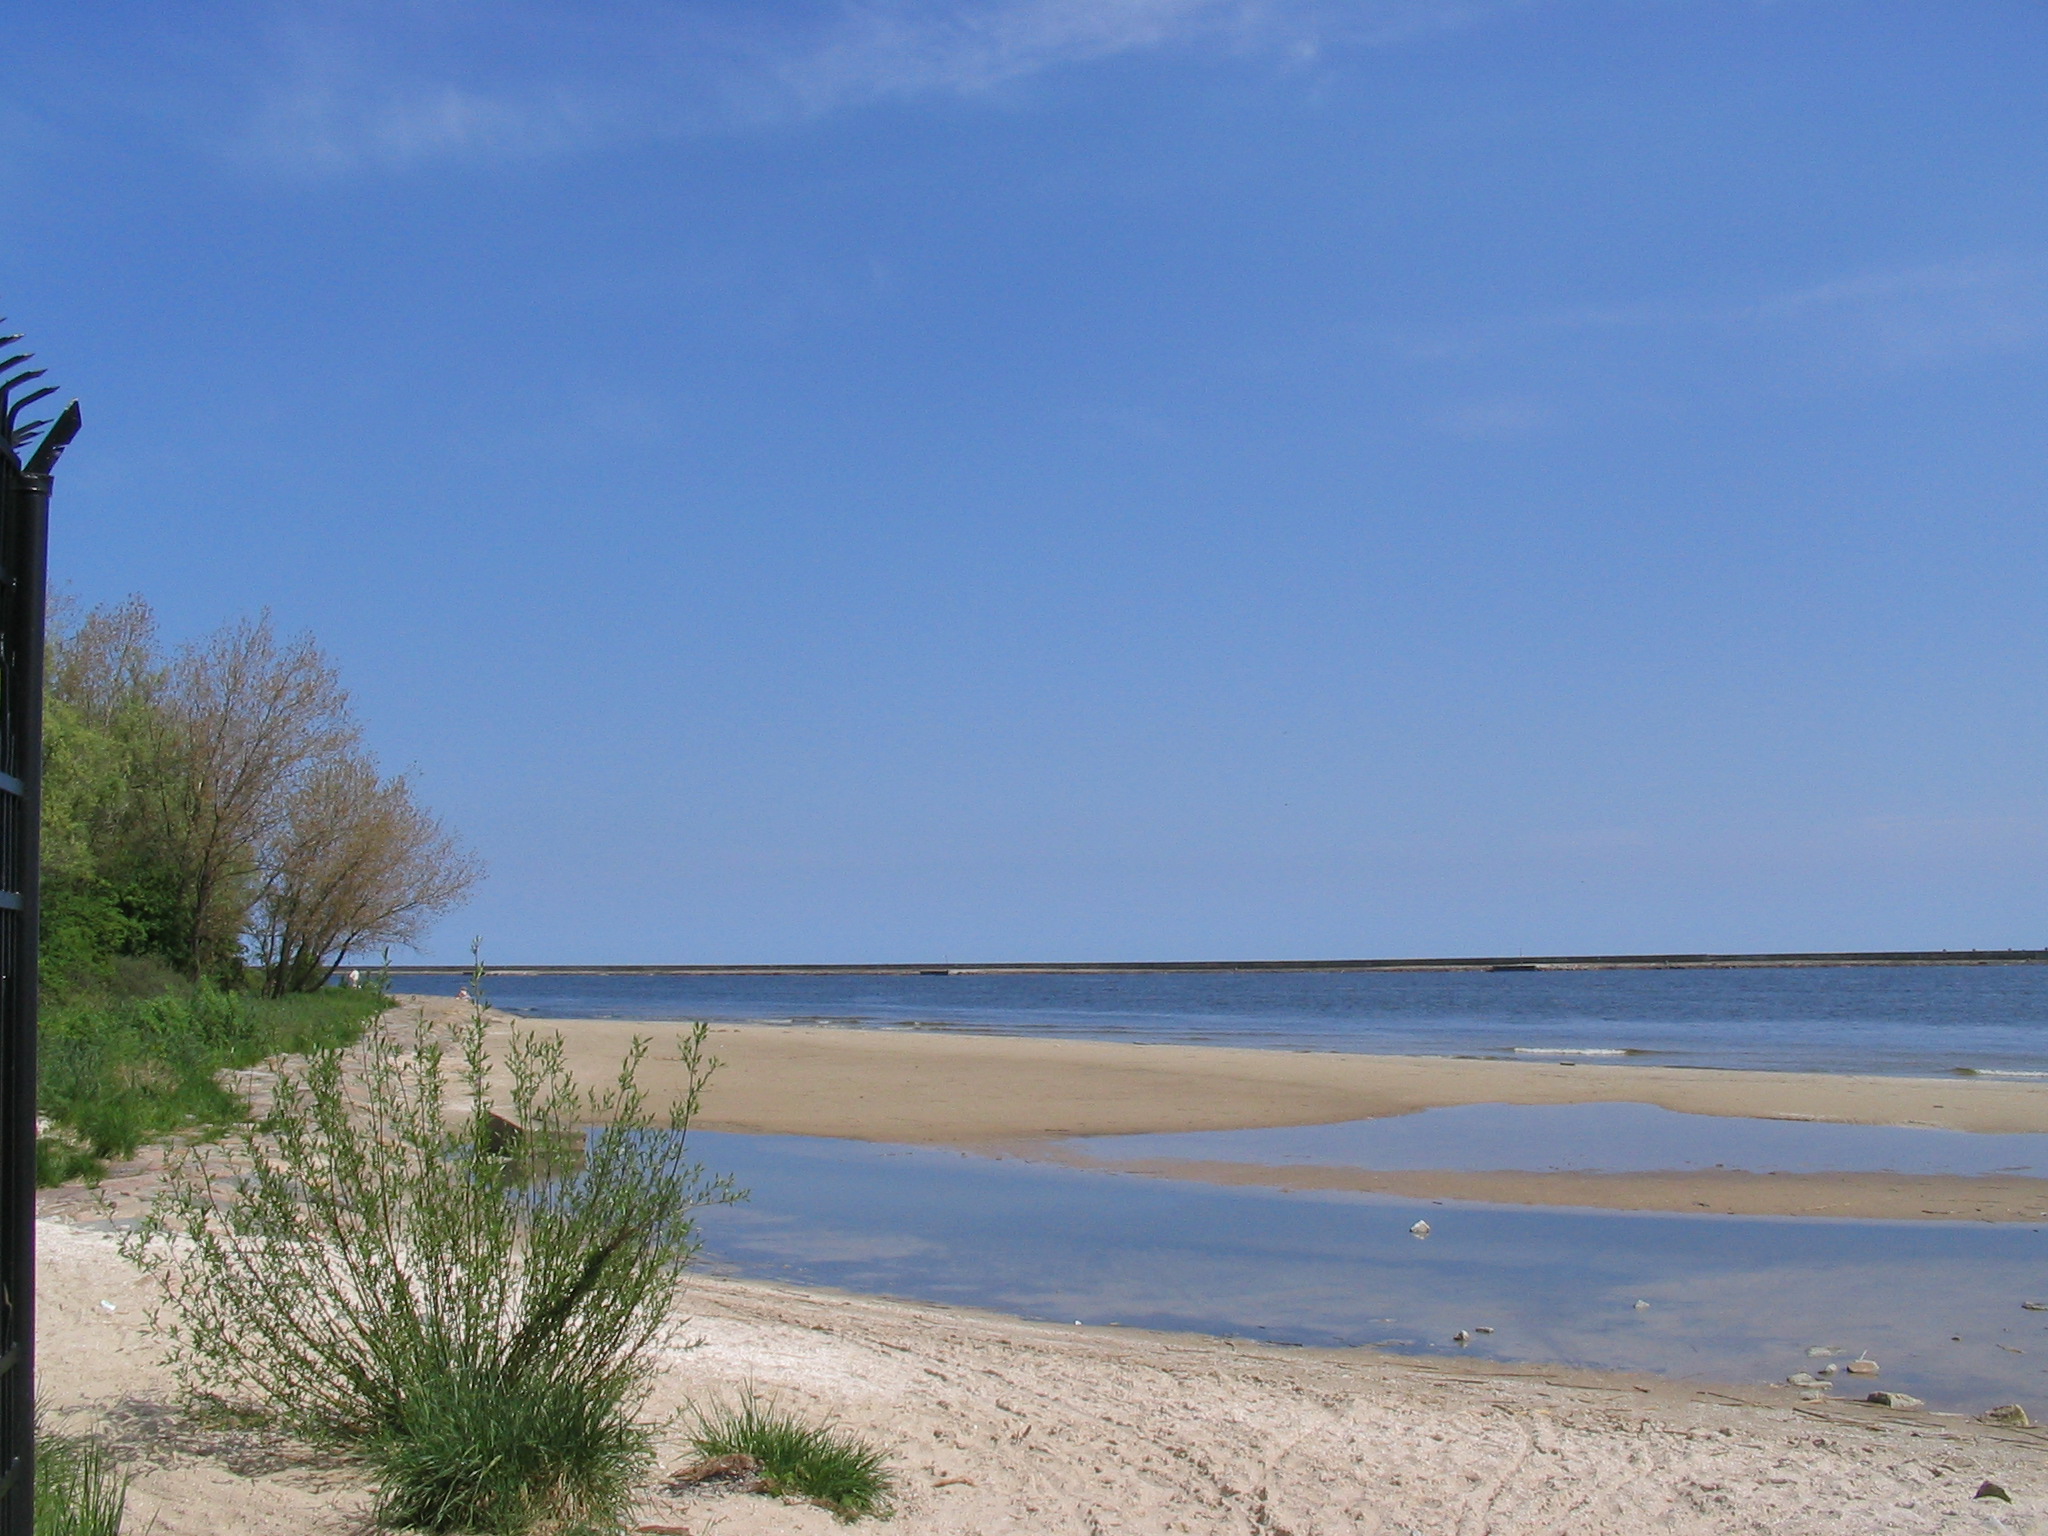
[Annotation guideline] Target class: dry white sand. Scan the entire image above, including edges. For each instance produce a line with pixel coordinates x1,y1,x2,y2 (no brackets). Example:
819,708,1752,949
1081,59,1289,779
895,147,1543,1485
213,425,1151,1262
38,1213,2048,1535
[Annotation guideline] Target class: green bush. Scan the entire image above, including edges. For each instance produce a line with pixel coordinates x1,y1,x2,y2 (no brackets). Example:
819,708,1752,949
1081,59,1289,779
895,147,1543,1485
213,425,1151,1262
124,1001,736,1533
38,874,147,997
37,982,389,1183
689,1393,894,1520
368,1364,653,1533
35,1415,127,1536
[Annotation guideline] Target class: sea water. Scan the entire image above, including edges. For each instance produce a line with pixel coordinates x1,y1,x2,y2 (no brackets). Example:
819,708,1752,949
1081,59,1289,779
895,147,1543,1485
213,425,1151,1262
684,1128,2048,1414
407,964,2048,1077
450,961,2048,1405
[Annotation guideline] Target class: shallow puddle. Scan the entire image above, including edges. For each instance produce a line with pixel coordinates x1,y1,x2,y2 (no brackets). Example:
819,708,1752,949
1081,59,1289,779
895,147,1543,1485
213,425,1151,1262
1061,1101,2048,1176
686,1129,2048,1414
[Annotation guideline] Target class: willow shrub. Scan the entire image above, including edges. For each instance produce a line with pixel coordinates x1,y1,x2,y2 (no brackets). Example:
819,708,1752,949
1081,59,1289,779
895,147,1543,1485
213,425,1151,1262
124,1003,736,1533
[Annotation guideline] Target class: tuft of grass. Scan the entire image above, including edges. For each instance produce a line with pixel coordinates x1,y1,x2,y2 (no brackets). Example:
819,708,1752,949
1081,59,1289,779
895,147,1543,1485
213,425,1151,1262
36,1128,106,1190
688,1393,893,1520
368,1366,652,1534
35,1415,128,1536
124,963,738,1535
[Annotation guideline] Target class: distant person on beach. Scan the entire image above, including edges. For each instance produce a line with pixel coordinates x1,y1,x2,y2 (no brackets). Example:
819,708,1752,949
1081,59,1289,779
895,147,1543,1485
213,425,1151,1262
348,968,361,988
457,985,471,1003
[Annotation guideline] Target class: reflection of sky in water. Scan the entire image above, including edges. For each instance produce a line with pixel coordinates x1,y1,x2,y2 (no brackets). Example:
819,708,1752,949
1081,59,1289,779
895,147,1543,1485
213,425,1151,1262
686,1130,2048,1414
1064,1102,2048,1176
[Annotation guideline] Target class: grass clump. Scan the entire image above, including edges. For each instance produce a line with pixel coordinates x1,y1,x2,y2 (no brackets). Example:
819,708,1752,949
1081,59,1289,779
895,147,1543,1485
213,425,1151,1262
123,989,736,1534
38,978,390,1184
368,1367,654,1534
688,1393,893,1520
35,1415,128,1536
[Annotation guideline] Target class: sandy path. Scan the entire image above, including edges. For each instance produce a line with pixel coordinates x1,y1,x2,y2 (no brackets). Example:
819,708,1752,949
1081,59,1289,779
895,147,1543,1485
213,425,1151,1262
37,1214,2048,1535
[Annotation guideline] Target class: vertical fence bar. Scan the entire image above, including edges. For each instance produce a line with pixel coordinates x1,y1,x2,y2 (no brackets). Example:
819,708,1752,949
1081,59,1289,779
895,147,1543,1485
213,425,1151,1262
0,381,77,1535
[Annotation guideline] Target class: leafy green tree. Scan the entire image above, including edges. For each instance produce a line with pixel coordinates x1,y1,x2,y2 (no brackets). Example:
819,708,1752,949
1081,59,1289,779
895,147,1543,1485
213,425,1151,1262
40,596,477,992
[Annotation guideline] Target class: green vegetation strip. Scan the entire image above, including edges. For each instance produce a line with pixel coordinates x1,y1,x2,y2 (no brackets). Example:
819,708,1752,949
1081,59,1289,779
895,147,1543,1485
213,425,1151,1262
37,976,390,1185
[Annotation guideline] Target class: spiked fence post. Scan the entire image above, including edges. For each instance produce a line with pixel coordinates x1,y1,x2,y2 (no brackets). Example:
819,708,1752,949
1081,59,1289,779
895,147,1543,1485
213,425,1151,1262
0,323,77,1536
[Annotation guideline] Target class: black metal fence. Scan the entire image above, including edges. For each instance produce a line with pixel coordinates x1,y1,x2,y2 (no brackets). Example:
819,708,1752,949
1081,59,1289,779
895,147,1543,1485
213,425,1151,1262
0,326,78,1534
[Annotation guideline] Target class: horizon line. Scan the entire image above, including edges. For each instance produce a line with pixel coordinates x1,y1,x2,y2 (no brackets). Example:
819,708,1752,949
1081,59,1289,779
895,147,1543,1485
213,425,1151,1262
380,947,2048,977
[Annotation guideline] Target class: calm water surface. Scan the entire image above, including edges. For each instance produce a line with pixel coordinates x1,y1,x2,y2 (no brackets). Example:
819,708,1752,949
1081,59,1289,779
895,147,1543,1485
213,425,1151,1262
686,1129,2048,1414
409,965,2048,1077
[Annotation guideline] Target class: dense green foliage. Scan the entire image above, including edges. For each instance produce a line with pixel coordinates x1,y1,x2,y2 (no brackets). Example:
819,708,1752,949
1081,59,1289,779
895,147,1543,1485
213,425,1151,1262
34,594,473,1184
36,976,389,1186
688,1394,895,1520
41,597,476,995
40,684,182,989
35,1415,128,1536
125,1003,735,1533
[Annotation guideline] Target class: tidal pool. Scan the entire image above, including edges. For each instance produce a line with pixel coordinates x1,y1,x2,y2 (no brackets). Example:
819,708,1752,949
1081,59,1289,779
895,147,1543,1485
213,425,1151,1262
1061,1101,2048,1176
685,1128,2048,1414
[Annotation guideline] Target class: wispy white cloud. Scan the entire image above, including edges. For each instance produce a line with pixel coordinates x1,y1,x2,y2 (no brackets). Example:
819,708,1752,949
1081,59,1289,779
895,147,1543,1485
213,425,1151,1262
247,81,618,170
1742,254,2048,367
233,4,637,171
1418,254,2048,372
230,0,1513,172
1430,392,1558,441
757,0,1468,112
766,0,1252,115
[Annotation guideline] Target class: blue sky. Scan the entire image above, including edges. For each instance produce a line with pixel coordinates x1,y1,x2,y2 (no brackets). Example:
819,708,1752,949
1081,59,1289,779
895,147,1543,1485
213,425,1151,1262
6,1,2047,962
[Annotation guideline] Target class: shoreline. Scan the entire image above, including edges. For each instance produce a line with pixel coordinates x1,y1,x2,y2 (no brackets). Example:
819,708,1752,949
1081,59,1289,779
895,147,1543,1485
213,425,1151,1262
39,1010,2048,1532
423,1000,2048,1223
37,1209,2048,1534
453,1006,2048,1137
1032,1151,2048,1222
384,946,2048,974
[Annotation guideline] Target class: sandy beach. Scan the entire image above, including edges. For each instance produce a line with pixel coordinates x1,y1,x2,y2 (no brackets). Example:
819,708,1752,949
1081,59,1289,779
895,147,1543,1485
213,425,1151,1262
458,1004,2048,1221
34,1002,2048,1533
38,1210,2048,1535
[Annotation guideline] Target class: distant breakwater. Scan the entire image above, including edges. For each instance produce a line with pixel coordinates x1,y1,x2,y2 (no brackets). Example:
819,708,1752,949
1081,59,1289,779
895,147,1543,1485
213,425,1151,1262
384,949,2048,977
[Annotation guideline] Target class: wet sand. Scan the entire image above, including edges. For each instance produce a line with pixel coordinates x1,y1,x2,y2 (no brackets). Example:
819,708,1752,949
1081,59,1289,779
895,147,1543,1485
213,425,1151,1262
1036,1154,2048,1222
426,1002,2048,1223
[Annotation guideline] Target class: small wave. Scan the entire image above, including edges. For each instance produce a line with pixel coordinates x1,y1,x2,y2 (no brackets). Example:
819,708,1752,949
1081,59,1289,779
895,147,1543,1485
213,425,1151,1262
1512,1047,1637,1057
1953,1068,2048,1079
